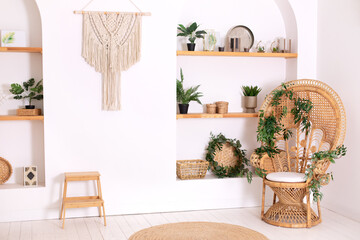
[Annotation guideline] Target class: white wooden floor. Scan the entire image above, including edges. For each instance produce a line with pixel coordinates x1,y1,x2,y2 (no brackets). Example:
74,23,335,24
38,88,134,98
0,207,359,240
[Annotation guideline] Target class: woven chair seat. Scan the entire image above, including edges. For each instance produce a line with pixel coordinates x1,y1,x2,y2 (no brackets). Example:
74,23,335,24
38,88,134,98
266,172,306,183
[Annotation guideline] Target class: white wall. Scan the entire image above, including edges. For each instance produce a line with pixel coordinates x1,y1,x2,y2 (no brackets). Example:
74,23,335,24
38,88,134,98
0,0,44,185
176,0,288,170
289,0,317,79
0,0,283,222
317,0,360,222
3,0,353,224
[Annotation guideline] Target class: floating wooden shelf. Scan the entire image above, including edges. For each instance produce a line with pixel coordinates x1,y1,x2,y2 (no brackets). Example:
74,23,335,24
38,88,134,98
0,47,42,53
0,115,44,121
176,51,297,58
176,112,258,119
0,182,45,190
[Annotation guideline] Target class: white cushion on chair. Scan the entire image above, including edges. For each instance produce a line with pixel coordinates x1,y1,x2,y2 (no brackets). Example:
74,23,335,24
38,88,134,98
266,172,306,183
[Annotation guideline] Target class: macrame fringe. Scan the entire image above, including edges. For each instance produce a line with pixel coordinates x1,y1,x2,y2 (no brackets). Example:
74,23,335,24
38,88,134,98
81,13,142,110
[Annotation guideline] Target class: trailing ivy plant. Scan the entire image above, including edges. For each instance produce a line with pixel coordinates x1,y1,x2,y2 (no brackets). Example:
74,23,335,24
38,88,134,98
254,82,346,201
206,133,252,183
305,145,347,202
255,83,309,160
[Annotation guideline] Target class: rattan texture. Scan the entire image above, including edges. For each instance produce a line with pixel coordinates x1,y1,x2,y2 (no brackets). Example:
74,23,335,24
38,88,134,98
129,222,269,240
0,157,13,184
214,143,239,168
176,160,209,180
215,101,229,114
251,79,346,228
206,104,216,114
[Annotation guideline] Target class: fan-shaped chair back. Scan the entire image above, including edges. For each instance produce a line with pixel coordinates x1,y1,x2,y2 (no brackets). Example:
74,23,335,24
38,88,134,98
258,79,346,174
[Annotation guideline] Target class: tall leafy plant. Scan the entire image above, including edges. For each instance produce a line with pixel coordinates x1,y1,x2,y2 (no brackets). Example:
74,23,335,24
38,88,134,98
9,78,43,106
177,22,206,44
176,68,203,105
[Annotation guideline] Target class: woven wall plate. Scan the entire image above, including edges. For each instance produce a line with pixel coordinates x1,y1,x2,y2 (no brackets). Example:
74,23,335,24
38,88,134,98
214,142,239,168
0,157,13,184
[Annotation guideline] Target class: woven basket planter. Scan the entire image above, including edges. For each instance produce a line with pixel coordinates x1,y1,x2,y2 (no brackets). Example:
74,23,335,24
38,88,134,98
0,157,13,184
206,104,216,114
215,101,229,114
176,160,209,180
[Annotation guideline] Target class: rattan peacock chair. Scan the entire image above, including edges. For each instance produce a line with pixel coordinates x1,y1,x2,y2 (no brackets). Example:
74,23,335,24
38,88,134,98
250,79,346,228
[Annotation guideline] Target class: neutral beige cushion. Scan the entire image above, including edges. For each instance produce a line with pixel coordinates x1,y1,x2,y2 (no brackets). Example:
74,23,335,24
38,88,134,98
266,172,306,183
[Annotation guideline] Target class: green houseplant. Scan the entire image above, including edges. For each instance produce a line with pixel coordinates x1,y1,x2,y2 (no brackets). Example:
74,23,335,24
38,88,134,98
242,85,262,113
176,68,203,114
256,41,265,53
9,78,43,109
177,22,206,51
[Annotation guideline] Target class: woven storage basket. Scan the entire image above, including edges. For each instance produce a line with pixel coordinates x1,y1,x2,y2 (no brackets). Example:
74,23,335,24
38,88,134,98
206,104,216,114
215,101,229,113
17,109,41,116
176,160,209,180
0,157,13,184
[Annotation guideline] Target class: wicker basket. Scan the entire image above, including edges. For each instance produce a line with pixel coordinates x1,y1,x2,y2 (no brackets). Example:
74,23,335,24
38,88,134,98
206,104,216,114
17,109,42,116
215,101,229,113
176,160,209,180
0,157,13,184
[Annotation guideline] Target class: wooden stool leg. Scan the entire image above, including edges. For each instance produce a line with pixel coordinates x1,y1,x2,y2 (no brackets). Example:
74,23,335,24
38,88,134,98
60,180,68,220
96,179,102,217
62,208,66,229
61,207,65,220
102,204,107,226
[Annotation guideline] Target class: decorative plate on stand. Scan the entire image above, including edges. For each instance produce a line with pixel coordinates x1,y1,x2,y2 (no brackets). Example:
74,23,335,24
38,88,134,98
0,157,13,184
225,25,254,52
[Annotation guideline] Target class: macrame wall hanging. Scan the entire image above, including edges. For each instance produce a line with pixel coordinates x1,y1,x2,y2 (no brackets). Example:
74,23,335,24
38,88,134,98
74,0,151,110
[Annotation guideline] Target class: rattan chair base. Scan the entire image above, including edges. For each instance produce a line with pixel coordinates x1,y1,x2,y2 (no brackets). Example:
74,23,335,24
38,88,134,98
263,202,321,228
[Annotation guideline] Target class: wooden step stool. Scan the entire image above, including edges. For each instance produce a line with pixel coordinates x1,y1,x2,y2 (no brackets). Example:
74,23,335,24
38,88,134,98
60,171,106,229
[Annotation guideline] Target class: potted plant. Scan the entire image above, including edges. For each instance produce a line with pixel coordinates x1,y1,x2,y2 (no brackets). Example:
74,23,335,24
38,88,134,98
242,85,262,113
177,68,203,114
256,41,265,53
9,78,43,115
177,22,206,51
270,40,279,53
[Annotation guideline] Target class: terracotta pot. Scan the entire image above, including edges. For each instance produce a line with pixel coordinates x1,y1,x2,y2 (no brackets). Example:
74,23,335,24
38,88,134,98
244,96,257,113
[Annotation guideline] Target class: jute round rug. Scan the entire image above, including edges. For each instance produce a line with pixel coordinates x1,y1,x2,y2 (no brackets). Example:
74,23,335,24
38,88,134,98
129,222,269,240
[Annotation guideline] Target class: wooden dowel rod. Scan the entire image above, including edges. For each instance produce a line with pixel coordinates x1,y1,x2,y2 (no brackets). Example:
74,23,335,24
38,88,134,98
73,10,151,16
